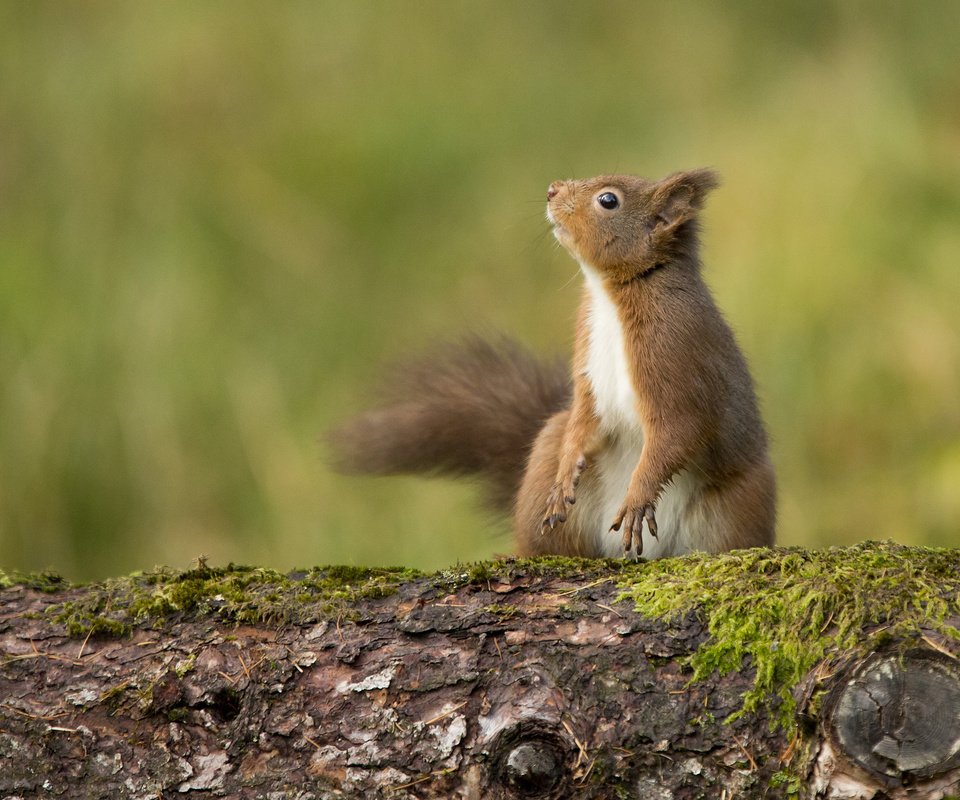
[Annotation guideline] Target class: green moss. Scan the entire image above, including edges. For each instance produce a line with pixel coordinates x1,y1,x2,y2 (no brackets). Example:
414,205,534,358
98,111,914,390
486,603,520,621
0,569,72,593
501,556,623,579
174,653,197,678
62,613,129,638
616,541,960,729
769,770,802,796
437,556,622,591
98,682,131,708
49,563,425,638
43,556,612,639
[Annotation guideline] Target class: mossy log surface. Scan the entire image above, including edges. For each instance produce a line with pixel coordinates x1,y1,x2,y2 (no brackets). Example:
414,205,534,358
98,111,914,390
1,542,959,799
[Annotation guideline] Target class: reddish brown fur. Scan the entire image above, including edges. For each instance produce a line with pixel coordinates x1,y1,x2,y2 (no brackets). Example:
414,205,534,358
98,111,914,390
331,170,776,558
524,169,775,555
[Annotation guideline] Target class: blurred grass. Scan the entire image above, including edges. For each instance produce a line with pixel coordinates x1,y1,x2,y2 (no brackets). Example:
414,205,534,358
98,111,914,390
0,1,958,579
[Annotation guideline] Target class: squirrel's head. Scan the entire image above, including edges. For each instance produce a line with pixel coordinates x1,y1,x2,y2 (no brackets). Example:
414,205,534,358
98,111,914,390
546,169,719,282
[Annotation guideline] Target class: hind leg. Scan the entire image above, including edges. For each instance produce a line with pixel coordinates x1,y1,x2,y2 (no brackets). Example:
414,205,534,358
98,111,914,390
697,458,777,553
514,410,588,556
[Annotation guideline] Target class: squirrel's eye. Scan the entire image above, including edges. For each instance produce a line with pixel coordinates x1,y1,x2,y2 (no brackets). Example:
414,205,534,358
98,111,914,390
597,192,619,210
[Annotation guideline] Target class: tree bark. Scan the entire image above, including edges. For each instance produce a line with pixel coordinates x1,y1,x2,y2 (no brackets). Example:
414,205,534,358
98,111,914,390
1,547,958,799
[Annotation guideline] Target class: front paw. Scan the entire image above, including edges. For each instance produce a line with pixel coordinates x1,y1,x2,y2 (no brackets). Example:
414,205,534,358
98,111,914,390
610,502,658,555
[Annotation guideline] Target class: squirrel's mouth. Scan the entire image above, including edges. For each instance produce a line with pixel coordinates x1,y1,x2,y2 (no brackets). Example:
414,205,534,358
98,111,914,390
546,206,567,238
550,222,570,247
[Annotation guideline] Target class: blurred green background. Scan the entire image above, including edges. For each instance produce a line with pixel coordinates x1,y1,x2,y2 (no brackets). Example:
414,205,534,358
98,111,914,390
1,1,958,580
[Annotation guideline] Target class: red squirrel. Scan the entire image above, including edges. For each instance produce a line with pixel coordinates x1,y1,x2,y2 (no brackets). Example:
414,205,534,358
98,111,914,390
331,170,776,557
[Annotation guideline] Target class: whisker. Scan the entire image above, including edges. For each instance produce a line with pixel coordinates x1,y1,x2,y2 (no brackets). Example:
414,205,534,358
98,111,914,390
520,224,558,258
558,266,581,292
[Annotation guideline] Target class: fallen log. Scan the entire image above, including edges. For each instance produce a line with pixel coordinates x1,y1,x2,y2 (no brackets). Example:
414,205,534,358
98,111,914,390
1,541,958,799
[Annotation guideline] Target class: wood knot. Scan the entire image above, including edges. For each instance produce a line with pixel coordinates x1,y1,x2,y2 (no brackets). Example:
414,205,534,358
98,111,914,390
830,651,960,782
488,723,570,799
503,740,563,796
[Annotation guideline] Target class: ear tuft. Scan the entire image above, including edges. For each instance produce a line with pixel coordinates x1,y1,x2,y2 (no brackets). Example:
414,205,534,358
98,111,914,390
677,167,720,198
652,168,720,226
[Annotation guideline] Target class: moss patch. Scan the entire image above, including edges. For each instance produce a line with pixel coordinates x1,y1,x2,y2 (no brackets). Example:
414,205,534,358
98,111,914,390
49,563,424,638
21,542,960,733
38,557,611,639
616,541,960,728
485,603,520,621
0,569,73,593
438,556,624,588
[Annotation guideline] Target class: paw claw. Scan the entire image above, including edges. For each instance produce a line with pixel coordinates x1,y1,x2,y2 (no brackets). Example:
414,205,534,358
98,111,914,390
542,478,578,535
645,506,659,539
613,502,657,556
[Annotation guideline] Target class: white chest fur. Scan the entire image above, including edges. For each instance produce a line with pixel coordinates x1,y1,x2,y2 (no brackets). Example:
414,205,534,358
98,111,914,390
578,264,705,559
580,265,642,434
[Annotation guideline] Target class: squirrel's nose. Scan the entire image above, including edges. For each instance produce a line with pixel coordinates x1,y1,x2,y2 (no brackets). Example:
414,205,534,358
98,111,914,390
547,182,561,201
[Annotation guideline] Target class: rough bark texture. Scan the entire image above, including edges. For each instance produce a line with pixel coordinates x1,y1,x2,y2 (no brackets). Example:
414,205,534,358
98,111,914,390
1,547,959,799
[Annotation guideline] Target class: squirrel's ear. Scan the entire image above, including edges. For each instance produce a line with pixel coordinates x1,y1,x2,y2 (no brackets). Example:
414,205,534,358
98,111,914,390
650,168,720,227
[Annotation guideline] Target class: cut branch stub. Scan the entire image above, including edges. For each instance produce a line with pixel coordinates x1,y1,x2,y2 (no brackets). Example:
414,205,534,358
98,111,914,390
830,651,960,782
496,732,567,798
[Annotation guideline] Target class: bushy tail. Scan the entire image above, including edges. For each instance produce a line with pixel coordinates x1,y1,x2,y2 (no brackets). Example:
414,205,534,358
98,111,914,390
328,335,571,513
